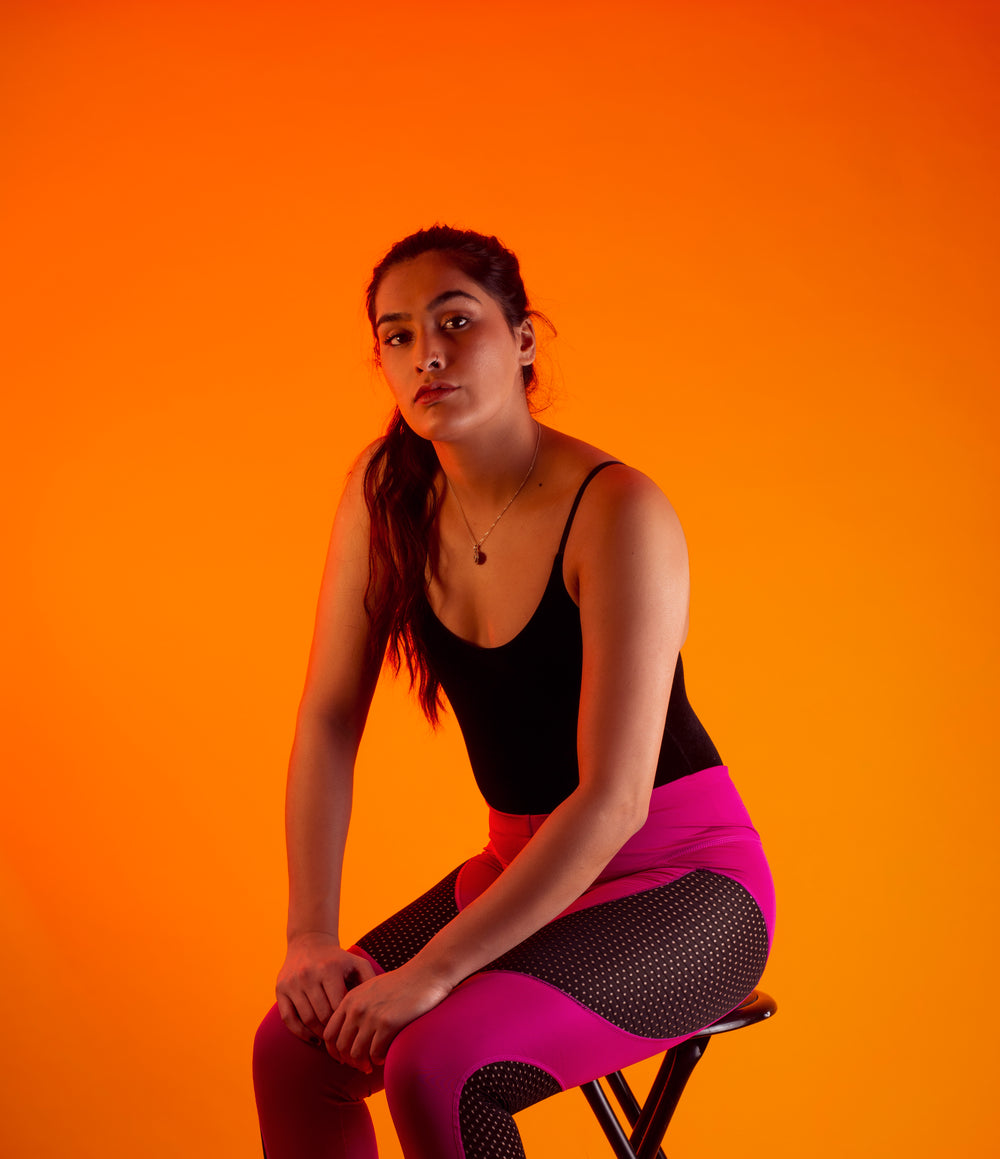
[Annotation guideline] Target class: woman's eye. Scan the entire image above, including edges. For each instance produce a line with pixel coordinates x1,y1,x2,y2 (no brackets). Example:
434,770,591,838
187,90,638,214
442,315,470,331
383,331,410,347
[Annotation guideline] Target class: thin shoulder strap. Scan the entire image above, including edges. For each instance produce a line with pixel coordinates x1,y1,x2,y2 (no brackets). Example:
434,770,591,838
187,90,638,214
557,460,624,555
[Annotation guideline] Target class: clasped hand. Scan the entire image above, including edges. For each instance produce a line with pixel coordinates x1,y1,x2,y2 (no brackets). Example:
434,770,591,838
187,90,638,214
276,932,453,1072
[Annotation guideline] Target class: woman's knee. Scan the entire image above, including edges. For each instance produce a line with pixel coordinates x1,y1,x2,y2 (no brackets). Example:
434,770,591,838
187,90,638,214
383,998,481,1122
253,1004,383,1107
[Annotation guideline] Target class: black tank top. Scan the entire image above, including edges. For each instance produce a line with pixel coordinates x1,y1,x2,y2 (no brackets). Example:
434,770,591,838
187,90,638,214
420,462,723,813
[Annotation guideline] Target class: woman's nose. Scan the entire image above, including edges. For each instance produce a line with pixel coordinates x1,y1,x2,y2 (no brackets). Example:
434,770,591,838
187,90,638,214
415,335,444,374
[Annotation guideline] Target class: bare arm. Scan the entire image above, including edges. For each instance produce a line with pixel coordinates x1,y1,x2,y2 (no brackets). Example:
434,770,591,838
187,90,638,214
275,449,386,1043
327,466,690,1067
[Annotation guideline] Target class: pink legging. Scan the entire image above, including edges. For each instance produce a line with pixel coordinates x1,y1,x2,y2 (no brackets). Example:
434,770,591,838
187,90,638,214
253,767,775,1159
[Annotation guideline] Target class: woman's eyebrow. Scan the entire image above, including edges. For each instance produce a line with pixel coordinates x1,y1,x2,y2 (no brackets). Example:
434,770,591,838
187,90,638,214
376,289,481,328
428,289,481,311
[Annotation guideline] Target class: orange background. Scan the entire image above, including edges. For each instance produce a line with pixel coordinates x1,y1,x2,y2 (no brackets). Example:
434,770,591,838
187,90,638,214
2,1,998,1156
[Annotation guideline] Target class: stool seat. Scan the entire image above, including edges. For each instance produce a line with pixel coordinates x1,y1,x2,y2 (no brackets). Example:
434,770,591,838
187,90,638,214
579,990,777,1159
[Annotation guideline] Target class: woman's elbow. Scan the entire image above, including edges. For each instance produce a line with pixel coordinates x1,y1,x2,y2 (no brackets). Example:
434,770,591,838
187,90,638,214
291,701,366,766
579,781,650,844
622,793,650,838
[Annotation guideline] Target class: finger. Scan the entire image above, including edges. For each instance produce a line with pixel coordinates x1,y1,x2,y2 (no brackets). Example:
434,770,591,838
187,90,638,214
348,1026,373,1075
344,1004,378,1074
319,977,348,1018
276,992,321,1046
369,1023,397,1068
287,989,325,1039
335,1008,372,1074
323,1006,348,1062
306,983,336,1028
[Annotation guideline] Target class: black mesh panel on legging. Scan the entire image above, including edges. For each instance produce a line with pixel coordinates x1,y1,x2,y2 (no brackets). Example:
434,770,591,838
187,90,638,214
355,866,462,971
458,1061,562,1159
480,870,769,1039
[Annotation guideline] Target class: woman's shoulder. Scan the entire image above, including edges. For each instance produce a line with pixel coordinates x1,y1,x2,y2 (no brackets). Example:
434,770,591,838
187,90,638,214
341,436,395,495
328,438,385,527
546,429,684,567
547,428,676,521
350,436,387,476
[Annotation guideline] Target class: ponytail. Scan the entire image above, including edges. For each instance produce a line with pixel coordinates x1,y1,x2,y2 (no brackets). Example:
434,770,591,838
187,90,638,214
363,410,443,723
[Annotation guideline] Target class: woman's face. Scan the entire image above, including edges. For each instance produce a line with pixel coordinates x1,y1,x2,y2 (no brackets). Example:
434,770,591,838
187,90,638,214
373,251,535,441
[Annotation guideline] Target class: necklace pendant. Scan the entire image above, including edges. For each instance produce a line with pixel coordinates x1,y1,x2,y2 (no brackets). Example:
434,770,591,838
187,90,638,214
473,545,486,566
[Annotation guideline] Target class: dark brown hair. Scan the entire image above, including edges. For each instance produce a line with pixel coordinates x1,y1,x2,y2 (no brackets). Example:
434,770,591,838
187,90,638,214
361,226,540,723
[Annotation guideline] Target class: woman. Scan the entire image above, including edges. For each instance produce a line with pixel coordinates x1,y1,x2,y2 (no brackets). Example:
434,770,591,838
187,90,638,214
253,226,774,1159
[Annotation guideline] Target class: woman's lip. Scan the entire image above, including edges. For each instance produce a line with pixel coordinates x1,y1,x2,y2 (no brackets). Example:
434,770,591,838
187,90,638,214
414,382,458,403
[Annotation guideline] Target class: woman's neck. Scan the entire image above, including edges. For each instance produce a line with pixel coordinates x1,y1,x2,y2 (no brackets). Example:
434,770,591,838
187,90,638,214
433,412,543,511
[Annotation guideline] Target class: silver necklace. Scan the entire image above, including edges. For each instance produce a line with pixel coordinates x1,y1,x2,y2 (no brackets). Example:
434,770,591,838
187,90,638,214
446,423,542,566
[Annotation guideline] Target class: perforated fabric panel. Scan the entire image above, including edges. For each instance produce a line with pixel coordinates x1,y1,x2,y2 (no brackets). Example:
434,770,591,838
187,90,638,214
458,1061,562,1159
482,870,769,1038
356,865,461,972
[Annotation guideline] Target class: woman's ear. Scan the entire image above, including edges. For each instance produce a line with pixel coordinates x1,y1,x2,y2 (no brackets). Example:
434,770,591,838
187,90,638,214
518,317,536,365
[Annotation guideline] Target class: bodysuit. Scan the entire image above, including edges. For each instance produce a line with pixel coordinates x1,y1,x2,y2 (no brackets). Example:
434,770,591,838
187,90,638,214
421,462,722,814
253,462,775,1159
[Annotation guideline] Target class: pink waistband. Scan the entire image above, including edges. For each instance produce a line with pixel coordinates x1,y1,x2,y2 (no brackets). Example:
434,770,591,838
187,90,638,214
486,766,775,935
487,766,755,863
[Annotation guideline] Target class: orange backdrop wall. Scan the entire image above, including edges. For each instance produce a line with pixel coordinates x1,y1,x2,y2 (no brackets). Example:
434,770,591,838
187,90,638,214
2,2,998,1156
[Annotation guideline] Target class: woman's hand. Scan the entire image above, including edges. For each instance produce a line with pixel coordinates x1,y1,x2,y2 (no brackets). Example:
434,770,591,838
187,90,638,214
276,933,376,1046
323,962,454,1072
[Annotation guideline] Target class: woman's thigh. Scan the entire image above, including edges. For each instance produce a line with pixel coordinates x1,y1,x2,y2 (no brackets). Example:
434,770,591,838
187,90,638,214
351,852,503,972
381,869,771,1159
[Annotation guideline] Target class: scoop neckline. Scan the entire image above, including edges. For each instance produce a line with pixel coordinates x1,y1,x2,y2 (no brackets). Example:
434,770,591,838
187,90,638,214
424,552,572,652
422,459,622,652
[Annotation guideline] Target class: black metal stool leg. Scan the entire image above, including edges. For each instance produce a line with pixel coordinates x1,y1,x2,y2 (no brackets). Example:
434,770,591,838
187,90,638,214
580,1063,674,1159
580,1079,639,1159
632,1036,710,1159
605,1070,643,1127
